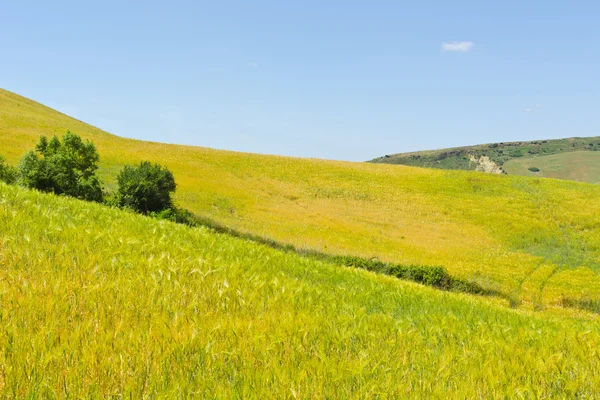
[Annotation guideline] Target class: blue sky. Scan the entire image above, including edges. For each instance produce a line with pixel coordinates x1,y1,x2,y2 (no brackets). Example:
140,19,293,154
2,1,599,161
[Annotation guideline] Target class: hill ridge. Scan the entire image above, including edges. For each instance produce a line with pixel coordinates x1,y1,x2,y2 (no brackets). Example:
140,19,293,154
371,136,600,183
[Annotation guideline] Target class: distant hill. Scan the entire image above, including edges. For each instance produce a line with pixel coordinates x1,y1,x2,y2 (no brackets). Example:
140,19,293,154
370,137,600,183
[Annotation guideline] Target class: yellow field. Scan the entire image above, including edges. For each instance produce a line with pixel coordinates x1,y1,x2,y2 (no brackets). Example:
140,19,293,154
1,88,600,311
0,182,599,397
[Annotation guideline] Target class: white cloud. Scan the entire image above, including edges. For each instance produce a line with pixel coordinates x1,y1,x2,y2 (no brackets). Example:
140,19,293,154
441,41,474,53
524,104,544,112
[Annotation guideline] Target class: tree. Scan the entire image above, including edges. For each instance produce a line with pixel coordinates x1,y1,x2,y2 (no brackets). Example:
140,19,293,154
18,131,103,202
0,155,17,184
115,161,176,213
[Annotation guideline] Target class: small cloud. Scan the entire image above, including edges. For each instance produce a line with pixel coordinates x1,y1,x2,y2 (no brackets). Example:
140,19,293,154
441,41,474,53
248,62,259,68
524,104,544,112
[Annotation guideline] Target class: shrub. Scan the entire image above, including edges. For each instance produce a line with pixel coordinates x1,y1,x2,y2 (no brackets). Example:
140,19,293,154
149,207,196,226
116,161,176,214
528,167,540,172
448,277,488,295
329,256,488,294
0,155,18,184
330,255,387,273
388,265,450,288
18,132,103,202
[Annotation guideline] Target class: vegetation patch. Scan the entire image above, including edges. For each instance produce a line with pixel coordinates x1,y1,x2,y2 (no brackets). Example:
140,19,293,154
329,256,491,295
561,297,600,314
114,161,176,213
18,132,103,202
0,155,17,184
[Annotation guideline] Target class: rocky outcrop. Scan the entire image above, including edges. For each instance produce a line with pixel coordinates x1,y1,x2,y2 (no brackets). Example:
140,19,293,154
468,155,503,174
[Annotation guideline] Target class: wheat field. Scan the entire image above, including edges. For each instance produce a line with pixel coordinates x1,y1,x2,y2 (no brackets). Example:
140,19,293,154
1,88,600,312
0,183,598,397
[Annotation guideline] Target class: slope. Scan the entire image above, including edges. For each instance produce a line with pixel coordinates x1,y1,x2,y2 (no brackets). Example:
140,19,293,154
0,182,599,397
1,88,600,311
503,151,600,184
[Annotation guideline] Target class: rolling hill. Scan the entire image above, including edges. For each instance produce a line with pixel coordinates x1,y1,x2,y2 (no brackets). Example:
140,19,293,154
2,88,600,396
371,137,600,183
1,88,600,312
1,182,599,397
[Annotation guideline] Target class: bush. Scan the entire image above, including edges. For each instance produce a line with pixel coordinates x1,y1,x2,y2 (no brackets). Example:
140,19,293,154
116,161,176,214
0,155,18,184
330,255,387,273
329,255,490,294
18,132,103,202
149,207,196,226
388,265,450,288
528,167,540,172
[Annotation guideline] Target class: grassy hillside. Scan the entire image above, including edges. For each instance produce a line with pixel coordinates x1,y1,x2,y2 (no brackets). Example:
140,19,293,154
504,151,600,184
1,88,600,312
371,137,600,180
0,183,599,397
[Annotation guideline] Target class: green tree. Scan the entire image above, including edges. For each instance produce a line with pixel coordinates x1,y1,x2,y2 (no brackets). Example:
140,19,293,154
18,131,103,202
0,155,18,184
116,161,176,213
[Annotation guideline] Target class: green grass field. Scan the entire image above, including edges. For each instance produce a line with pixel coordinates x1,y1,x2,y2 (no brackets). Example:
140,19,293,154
504,151,600,184
0,182,599,397
2,88,600,312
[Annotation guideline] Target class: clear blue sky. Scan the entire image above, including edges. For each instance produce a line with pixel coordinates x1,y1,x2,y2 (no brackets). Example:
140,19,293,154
2,1,599,161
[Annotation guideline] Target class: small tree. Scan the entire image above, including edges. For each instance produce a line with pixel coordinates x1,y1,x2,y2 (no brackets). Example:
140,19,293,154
116,161,176,214
0,155,18,184
18,131,103,202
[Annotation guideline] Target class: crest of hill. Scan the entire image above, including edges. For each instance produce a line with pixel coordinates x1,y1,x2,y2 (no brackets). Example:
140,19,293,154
371,137,600,183
1,88,600,312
